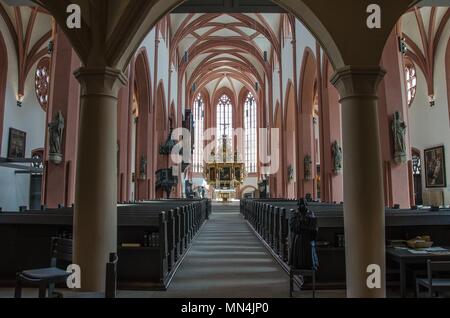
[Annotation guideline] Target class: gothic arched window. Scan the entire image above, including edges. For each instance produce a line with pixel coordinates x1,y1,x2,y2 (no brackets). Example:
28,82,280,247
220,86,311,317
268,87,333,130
216,94,233,152
244,92,257,173
35,57,50,111
405,62,417,106
193,94,204,173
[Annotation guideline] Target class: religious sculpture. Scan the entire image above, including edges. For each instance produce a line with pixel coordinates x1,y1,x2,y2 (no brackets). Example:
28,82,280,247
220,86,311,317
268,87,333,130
48,111,65,164
392,111,407,164
332,141,342,174
304,155,312,180
139,155,148,180
287,165,294,183
159,128,176,155
288,198,319,271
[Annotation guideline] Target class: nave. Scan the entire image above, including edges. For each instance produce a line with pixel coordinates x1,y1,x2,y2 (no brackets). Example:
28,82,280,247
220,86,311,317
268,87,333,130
135,203,293,298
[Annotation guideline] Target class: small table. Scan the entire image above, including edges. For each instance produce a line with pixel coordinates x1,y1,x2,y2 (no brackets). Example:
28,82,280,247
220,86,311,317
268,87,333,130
387,247,450,298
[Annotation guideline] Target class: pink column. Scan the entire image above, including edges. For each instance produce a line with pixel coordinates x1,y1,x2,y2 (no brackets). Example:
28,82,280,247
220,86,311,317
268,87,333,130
117,72,132,203
318,52,343,203
43,28,80,208
378,29,412,208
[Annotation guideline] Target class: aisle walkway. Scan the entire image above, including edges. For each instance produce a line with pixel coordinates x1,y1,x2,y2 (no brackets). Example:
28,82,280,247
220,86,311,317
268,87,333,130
150,202,291,298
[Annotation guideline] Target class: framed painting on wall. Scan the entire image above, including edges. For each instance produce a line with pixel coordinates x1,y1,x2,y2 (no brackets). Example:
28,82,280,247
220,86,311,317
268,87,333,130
7,128,26,159
424,146,447,188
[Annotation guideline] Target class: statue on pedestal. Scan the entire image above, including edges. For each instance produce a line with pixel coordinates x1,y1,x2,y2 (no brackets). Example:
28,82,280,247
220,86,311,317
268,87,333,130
392,111,407,164
332,141,342,174
288,199,319,270
48,111,65,164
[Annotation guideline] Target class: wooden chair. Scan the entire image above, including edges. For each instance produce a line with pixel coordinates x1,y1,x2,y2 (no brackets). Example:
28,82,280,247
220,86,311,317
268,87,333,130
416,260,450,298
290,268,316,298
15,237,72,298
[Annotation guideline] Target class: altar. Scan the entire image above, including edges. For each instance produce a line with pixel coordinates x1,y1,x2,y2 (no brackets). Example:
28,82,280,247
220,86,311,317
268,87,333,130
203,134,245,201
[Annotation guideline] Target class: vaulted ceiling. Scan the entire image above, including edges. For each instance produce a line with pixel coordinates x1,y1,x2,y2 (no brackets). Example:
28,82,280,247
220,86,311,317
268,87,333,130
402,6,450,98
0,1,52,98
168,13,286,102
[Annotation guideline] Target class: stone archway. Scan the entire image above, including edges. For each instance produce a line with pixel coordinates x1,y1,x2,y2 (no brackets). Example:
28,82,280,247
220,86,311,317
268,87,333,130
0,32,6,152
298,48,317,199
154,82,168,198
29,0,418,296
240,185,258,198
273,102,283,198
284,81,296,198
134,48,152,200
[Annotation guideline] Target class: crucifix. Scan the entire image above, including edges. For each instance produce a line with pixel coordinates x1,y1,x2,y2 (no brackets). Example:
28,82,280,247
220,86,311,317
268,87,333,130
219,122,230,138
219,123,230,162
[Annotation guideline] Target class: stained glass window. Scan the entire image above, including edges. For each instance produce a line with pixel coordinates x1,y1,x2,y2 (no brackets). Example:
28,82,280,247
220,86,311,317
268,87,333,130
216,94,233,153
35,57,50,110
405,63,417,106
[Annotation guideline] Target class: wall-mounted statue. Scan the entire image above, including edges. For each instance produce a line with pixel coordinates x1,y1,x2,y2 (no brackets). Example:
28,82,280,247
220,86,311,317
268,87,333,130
287,165,294,183
332,141,342,174
392,111,407,164
159,128,176,155
48,111,65,164
304,155,312,180
139,155,148,180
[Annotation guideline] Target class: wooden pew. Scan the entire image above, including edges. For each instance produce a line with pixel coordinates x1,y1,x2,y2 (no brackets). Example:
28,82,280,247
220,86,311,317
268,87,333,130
241,198,450,288
0,199,210,291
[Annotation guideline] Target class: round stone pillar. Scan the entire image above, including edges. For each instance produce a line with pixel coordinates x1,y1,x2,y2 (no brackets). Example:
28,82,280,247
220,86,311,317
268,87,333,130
331,66,387,298
73,67,127,292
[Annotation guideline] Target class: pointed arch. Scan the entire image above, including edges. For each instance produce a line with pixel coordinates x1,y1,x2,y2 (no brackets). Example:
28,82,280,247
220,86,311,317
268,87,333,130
298,47,317,115
284,80,297,198
154,81,167,198
0,32,6,153
273,101,283,198
134,48,152,200
134,48,152,114
297,47,319,199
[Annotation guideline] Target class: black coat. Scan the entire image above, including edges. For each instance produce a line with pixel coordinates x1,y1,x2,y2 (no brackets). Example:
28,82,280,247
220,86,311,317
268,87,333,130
288,203,319,270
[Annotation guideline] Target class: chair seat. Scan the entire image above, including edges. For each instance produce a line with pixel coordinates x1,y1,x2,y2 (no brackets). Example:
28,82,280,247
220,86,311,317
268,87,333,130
22,267,70,280
417,278,450,288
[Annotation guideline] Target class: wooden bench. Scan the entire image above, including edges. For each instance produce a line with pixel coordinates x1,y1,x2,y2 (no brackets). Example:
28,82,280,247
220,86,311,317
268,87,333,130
0,199,209,291
241,198,450,289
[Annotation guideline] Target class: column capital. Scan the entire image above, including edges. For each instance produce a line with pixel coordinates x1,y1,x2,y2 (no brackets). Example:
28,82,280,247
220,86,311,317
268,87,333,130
330,66,386,101
74,67,127,98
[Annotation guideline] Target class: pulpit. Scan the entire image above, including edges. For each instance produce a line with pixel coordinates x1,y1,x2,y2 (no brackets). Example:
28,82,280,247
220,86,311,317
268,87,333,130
155,169,178,198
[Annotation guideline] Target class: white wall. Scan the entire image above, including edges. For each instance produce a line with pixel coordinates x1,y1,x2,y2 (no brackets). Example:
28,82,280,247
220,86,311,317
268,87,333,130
408,30,450,205
0,21,46,211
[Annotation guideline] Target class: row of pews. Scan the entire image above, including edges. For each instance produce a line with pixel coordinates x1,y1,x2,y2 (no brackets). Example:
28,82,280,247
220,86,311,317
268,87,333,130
0,199,211,290
241,199,450,287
